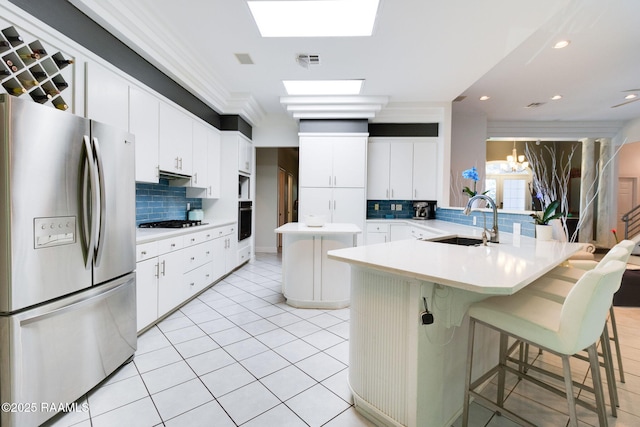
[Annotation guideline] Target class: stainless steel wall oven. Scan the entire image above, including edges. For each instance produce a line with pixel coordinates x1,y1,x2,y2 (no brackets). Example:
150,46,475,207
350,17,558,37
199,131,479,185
239,201,252,241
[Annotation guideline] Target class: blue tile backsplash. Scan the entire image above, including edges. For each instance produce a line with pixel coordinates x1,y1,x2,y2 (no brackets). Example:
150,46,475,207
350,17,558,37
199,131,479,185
435,207,536,238
367,200,415,219
135,179,202,226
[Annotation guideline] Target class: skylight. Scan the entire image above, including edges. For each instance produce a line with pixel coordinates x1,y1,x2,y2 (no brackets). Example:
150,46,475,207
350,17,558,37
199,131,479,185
247,0,380,37
283,80,364,95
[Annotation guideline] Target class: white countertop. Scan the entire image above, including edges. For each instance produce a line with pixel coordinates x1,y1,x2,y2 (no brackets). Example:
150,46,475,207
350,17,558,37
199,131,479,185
328,224,584,295
136,219,236,244
275,222,361,235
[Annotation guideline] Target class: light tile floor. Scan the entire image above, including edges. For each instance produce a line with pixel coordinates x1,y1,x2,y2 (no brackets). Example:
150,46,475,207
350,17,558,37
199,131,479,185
44,253,640,427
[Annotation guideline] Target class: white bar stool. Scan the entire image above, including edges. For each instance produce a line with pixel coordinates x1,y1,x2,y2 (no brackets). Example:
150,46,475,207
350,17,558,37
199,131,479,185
528,241,635,384
462,260,627,427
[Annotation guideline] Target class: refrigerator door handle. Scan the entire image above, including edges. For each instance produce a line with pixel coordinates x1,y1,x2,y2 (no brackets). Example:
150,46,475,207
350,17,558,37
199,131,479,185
92,136,107,267
81,135,98,270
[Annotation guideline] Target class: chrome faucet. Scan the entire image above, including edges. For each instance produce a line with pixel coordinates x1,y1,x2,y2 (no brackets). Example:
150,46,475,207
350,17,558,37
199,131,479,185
464,195,499,243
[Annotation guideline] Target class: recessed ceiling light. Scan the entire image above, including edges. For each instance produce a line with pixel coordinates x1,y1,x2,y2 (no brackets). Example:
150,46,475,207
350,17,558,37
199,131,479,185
479,95,490,101
553,40,571,49
247,0,380,37
283,80,364,95
551,95,563,100
625,94,638,100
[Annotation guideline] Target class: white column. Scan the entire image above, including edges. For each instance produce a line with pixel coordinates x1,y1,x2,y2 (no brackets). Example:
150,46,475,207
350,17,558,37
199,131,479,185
579,138,595,243
596,138,614,246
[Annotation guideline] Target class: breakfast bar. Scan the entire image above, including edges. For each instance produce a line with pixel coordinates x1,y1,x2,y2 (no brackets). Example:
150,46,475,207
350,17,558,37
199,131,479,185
328,233,583,427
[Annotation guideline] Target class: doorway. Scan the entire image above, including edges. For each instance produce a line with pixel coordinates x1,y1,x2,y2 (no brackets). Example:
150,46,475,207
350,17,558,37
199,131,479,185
278,168,295,250
617,177,638,236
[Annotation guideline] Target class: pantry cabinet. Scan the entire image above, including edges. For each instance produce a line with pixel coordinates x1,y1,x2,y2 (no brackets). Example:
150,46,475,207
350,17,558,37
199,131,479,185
299,134,367,245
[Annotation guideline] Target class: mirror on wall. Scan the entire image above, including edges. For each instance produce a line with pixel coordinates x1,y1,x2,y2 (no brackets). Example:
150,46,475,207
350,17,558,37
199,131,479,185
485,140,582,213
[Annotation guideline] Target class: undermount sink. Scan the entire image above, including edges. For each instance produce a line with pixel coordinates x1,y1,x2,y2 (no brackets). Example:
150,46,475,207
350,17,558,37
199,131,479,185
426,236,485,246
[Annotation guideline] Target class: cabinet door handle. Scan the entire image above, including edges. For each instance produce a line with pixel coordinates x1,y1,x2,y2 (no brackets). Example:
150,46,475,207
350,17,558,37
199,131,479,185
179,157,183,170
141,250,147,256
155,262,159,278
161,260,166,276
391,189,394,198
190,282,195,287
334,176,336,186
334,200,336,210
190,257,195,261
175,157,179,169
386,189,389,198
329,175,332,186
194,172,198,184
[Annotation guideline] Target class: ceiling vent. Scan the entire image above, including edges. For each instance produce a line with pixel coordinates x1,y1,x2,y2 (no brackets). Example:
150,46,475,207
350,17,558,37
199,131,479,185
525,102,546,108
234,53,254,65
296,54,320,69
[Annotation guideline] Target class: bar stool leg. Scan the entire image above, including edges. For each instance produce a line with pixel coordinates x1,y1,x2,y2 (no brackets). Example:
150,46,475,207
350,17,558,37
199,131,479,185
561,355,579,427
588,343,609,427
609,306,625,383
497,334,508,409
601,326,619,413
462,319,477,427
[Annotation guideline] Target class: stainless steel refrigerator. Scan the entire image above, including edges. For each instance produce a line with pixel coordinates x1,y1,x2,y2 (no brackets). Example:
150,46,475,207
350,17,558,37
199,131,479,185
0,95,137,427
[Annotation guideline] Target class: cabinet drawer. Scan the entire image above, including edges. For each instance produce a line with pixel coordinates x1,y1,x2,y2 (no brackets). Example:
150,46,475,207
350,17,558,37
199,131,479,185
366,222,390,233
183,242,213,273
184,229,215,247
136,241,158,262
212,224,236,239
184,263,214,296
157,236,184,254
237,245,252,265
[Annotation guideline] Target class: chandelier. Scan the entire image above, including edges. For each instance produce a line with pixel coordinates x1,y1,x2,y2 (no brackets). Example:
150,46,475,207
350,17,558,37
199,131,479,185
504,141,529,172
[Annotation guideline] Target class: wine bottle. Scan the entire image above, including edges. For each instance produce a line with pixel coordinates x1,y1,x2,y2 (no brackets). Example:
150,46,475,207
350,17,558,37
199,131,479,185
5,59,14,67
19,52,40,60
46,88,60,97
0,41,10,48
19,79,39,88
1,69,10,76
32,93,52,102
53,80,68,90
10,87,26,95
33,48,47,55
54,57,74,67
55,102,68,111
31,71,47,79
6,35,23,43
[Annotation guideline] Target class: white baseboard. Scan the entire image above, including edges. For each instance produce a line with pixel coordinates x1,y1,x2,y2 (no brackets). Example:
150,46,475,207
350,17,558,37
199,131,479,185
255,246,278,253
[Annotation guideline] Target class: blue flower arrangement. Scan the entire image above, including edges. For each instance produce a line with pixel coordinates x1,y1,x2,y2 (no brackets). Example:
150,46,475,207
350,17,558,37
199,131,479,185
461,166,487,197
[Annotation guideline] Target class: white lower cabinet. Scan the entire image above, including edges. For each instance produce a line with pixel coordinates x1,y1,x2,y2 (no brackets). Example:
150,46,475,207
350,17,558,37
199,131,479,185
366,222,389,244
135,224,237,332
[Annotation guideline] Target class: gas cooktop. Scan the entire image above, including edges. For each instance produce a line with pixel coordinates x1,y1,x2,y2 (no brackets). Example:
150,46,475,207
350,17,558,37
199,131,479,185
138,220,205,228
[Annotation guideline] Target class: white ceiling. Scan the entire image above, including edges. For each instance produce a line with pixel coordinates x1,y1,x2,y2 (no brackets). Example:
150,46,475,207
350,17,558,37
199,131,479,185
69,0,640,126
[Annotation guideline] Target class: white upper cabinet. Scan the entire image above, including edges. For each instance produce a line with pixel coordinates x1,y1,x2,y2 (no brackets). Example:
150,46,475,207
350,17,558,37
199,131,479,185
367,138,438,200
412,140,438,200
389,142,414,200
299,135,366,188
158,103,193,175
191,121,208,188
86,62,129,131
129,86,159,183
238,134,253,174
206,128,221,198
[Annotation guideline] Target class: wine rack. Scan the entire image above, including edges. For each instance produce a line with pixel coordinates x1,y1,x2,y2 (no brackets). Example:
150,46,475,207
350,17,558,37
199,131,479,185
0,25,73,111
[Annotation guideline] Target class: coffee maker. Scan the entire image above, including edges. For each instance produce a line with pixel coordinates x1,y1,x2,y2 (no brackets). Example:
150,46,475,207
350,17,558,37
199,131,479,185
413,201,437,220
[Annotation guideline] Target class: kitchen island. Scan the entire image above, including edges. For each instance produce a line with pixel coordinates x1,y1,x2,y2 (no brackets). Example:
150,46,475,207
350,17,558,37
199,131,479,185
275,222,361,308
327,231,583,427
